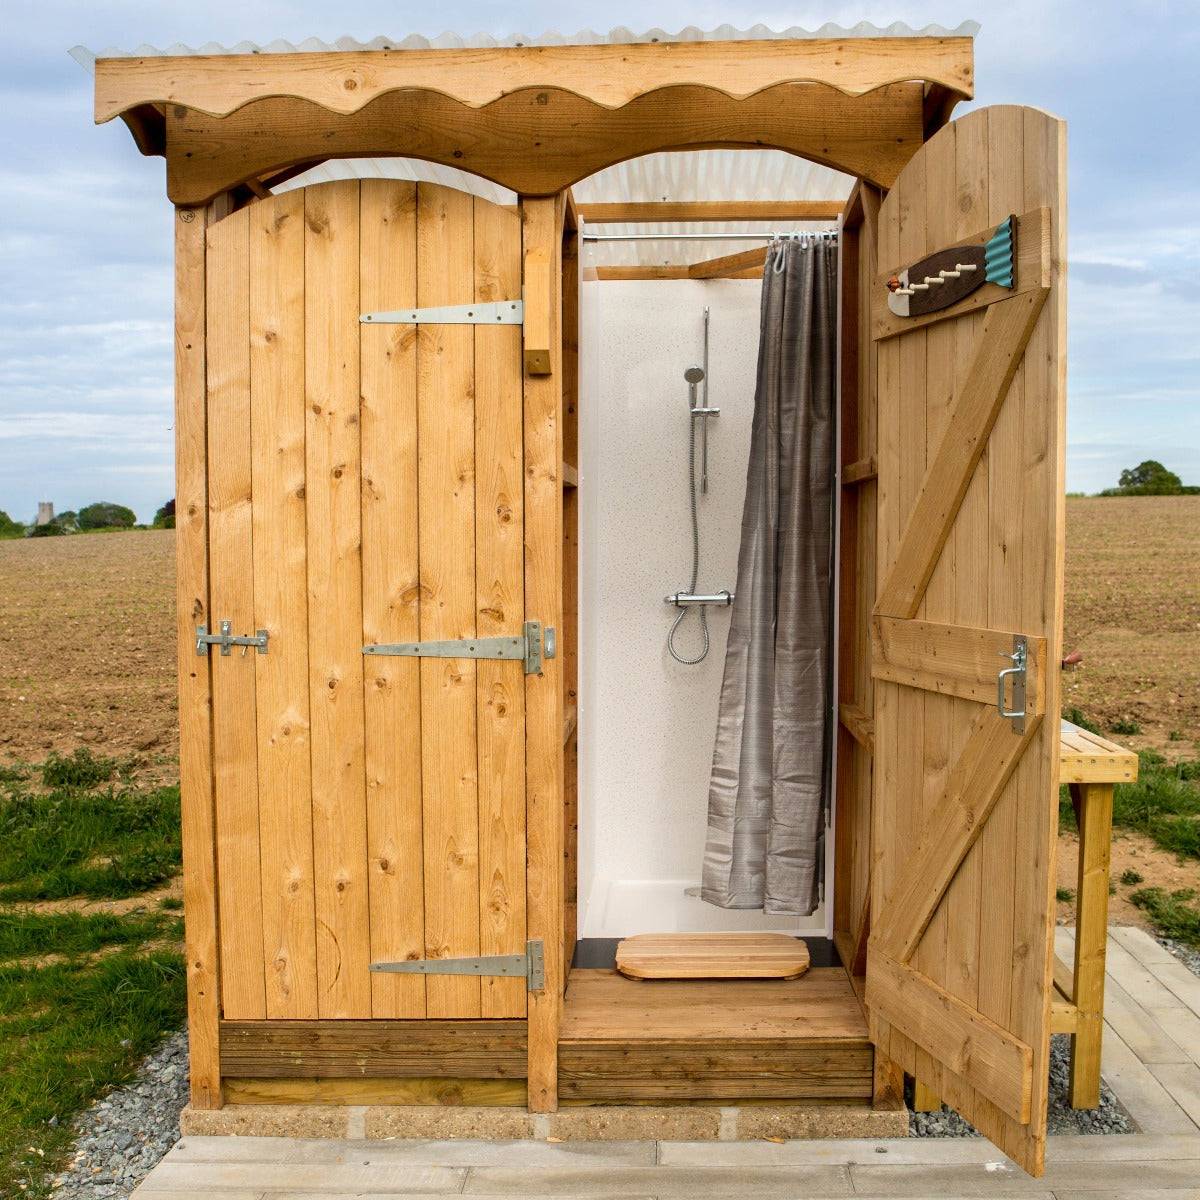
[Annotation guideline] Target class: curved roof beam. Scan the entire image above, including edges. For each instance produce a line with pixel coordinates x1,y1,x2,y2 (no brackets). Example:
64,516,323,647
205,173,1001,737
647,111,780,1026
163,82,929,204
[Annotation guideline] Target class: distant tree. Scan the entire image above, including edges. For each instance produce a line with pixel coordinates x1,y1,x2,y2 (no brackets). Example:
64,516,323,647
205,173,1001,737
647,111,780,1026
53,510,79,532
153,499,176,529
77,501,137,530
1101,460,1192,496
30,521,67,536
0,510,24,539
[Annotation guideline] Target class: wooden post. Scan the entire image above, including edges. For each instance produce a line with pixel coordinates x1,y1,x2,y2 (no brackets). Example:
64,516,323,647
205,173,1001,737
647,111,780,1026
521,194,566,1112
175,203,222,1108
1068,781,1114,1108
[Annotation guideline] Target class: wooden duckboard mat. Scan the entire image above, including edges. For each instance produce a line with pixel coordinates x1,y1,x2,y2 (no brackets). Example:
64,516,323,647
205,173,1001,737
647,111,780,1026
558,967,872,1103
616,932,811,979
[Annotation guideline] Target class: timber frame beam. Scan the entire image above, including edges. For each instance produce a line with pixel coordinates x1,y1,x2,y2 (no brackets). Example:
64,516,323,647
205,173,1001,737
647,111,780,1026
91,37,973,205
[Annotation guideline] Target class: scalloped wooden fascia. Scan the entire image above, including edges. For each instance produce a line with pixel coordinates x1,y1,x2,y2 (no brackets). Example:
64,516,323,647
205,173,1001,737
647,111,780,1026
95,37,972,122
163,81,928,205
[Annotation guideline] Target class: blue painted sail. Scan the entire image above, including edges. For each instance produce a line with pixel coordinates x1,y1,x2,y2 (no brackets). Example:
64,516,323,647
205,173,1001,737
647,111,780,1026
984,215,1015,288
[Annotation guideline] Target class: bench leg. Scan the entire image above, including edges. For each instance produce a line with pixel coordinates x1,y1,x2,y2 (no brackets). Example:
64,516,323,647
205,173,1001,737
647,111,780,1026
913,1080,941,1112
1069,781,1114,1109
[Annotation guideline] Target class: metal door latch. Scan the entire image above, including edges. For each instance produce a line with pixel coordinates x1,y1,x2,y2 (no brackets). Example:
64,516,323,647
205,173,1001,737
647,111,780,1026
363,620,554,675
196,620,269,657
996,635,1028,732
370,939,545,992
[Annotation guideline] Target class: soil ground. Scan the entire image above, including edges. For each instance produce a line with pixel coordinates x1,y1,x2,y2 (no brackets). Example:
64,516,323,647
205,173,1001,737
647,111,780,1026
0,529,176,772
1061,495,1200,754
1,507,1197,937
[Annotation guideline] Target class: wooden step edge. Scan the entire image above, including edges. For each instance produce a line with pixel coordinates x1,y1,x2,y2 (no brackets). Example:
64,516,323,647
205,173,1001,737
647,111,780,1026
563,463,579,488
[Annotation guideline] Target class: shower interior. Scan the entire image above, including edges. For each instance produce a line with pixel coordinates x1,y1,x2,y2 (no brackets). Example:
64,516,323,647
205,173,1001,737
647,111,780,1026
576,273,837,944
565,266,866,1107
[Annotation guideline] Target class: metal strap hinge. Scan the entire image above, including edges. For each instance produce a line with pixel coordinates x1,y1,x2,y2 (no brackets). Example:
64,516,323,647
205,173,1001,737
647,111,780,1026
360,300,523,326
196,620,269,657
363,620,554,675
370,939,545,992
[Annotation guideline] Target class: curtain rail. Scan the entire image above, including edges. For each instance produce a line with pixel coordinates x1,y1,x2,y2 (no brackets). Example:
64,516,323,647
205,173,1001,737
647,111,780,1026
581,230,839,243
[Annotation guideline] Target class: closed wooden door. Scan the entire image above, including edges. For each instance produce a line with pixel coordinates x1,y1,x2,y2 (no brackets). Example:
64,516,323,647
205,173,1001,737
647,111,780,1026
865,106,1066,1176
204,179,528,1022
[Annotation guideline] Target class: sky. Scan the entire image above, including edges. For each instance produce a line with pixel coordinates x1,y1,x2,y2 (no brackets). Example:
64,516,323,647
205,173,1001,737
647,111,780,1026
0,1,1197,523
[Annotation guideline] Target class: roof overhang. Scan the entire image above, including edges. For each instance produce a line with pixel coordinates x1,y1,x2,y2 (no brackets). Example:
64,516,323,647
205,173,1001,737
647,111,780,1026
82,35,975,204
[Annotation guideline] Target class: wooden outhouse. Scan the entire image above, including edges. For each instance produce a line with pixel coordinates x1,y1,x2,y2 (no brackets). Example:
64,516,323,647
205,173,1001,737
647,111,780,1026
85,25,1071,1176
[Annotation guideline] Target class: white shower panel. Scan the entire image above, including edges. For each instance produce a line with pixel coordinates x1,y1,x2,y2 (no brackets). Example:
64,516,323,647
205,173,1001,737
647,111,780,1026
576,277,829,939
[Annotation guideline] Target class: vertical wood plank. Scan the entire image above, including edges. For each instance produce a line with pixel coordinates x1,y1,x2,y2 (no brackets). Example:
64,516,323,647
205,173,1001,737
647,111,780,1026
176,205,222,1106
1009,101,1069,1165
417,182,482,1018
249,189,317,1019
360,179,426,1019
1069,783,1112,1107
474,195,528,1019
918,120,956,1000
305,180,371,1018
560,219,581,978
944,111,990,1016
206,206,266,1020
893,153,928,989
983,106,1027,1041
872,174,901,920
522,194,566,1112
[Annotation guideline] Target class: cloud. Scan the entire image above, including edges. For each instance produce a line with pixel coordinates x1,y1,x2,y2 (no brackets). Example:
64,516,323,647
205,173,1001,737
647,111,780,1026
1,0,1198,515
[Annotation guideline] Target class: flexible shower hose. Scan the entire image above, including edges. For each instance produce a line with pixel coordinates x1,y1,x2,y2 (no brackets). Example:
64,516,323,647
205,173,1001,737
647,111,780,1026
667,411,710,665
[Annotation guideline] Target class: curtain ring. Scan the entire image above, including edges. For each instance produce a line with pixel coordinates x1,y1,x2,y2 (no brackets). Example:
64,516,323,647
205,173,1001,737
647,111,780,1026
772,238,788,274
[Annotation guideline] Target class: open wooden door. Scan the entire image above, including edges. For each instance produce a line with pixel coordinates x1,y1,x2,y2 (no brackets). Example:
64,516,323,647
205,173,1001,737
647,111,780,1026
203,178,529,1024
865,106,1066,1175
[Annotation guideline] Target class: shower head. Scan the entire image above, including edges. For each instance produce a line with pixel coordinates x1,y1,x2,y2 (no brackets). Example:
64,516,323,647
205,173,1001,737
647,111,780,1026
684,366,705,385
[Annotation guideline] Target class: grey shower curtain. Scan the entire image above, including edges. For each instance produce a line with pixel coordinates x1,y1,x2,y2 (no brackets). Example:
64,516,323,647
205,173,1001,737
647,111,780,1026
701,236,837,916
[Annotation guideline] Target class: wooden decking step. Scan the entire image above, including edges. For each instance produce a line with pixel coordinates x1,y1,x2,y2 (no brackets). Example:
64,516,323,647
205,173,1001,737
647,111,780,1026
615,932,811,980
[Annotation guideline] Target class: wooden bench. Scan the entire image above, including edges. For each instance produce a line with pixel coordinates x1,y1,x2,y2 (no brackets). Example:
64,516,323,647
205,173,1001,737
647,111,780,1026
1052,720,1139,1108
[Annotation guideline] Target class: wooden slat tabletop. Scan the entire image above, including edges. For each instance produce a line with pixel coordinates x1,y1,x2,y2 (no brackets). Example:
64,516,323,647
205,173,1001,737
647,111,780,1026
1060,720,1139,785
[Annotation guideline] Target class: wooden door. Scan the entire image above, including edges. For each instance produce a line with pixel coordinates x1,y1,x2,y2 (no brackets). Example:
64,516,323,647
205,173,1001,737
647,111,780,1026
204,179,528,1022
865,106,1066,1175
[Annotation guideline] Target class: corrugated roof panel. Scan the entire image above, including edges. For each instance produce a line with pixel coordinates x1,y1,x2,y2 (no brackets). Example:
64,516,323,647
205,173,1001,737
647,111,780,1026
69,22,978,67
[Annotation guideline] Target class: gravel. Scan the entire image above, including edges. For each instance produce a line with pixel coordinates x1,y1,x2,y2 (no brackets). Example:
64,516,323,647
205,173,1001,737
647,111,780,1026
908,1033,1135,1137
1158,934,1200,977
51,1029,189,1199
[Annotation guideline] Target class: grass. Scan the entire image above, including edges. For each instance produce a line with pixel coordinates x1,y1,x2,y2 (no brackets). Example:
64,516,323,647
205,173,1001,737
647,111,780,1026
1111,717,1143,736
1131,887,1200,949
1059,740,1200,864
0,777,180,902
0,749,185,1198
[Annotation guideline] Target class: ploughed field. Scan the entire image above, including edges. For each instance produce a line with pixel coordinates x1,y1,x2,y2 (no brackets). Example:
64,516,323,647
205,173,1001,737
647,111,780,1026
0,529,176,772
2,500,1196,768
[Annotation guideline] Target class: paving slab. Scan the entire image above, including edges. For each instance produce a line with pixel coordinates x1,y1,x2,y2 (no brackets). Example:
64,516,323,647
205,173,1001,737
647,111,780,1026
142,1160,466,1193
170,1134,654,1167
460,1163,854,1196
1151,1063,1200,1126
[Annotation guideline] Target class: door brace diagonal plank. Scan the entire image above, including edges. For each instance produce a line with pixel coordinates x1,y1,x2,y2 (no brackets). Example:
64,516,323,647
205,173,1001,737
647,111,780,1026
866,947,1034,1124
874,289,1048,620
871,615,1046,713
875,705,1041,963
